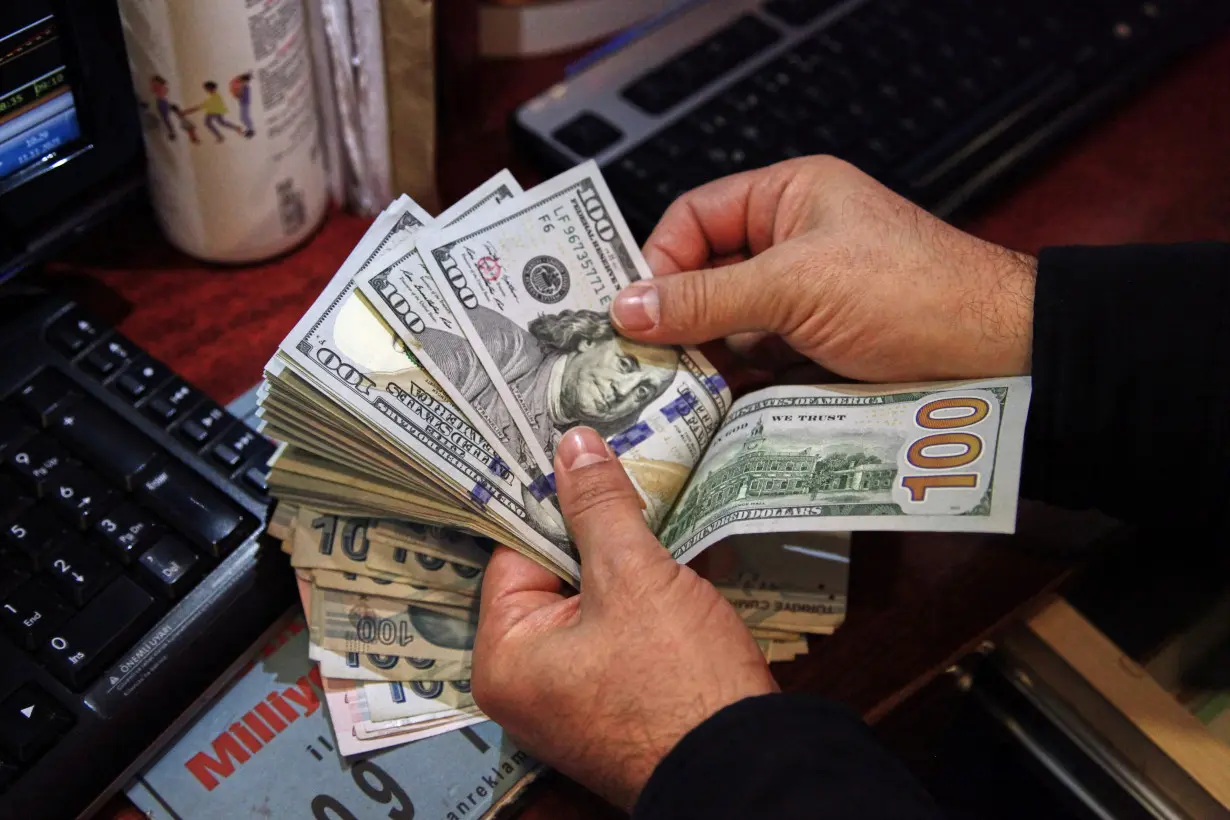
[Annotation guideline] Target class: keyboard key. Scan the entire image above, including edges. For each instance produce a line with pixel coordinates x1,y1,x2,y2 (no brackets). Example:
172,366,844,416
113,355,171,403
752,65,795,98
612,148,665,186
647,123,699,162
843,99,880,127
895,113,935,144
0,684,74,764
137,535,200,599
900,59,937,93
14,370,78,427
212,426,276,472
48,397,162,490
809,113,857,152
622,66,690,116
143,378,201,426
0,405,34,460
0,476,22,524
45,309,102,358
47,466,117,530
45,537,118,606
40,577,155,690
720,84,764,117
0,567,28,601
6,435,66,497
81,334,137,380
866,134,904,164
177,400,231,448
954,73,991,105
135,462,251,557
209,443,242,471
0,581,72,650
692,105,731,138
551,113,623,158
94,503,162,565
3,504,70,570
242,466,269,494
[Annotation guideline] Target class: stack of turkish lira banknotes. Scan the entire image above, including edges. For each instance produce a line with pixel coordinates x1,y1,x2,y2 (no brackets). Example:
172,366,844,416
257,161,1033,754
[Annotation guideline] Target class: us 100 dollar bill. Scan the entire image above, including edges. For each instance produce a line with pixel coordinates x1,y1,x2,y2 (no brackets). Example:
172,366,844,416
417,161,732,536
660,379,1032,564
358,171,545,486
272,204,581,581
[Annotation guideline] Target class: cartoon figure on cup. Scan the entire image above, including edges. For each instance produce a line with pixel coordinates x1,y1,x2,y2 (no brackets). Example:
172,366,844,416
229,72,256,138
187,81,246,143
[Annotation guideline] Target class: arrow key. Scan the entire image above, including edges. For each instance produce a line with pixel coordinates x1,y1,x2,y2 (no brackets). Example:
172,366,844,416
0,683,74,764
45,537,117,606
48,465,118,529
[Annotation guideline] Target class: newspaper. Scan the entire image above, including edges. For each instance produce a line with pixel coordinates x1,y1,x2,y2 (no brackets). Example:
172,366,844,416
126,611,540,819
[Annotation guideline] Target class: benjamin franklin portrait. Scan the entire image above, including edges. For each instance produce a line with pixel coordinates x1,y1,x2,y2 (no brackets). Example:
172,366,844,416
418,306,679,462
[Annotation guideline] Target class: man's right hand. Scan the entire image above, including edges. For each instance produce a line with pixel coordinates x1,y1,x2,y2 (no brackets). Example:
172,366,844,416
611,156,1038,382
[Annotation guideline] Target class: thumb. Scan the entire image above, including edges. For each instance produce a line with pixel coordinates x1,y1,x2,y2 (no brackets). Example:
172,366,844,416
611,249,793,345
553,427,671,590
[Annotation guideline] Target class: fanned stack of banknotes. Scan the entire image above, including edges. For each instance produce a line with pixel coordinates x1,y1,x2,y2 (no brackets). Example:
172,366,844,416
257,161,1033,755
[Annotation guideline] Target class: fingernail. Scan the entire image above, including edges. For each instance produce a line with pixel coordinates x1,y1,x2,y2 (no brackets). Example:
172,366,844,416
558,427,610,472
611,282,660,332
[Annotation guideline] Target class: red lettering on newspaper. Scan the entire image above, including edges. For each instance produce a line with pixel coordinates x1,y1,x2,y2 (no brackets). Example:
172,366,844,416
185,657,323,790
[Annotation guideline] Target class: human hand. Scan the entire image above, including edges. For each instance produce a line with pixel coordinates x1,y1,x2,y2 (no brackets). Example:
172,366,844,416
611,156,1037,382
472,427,776,810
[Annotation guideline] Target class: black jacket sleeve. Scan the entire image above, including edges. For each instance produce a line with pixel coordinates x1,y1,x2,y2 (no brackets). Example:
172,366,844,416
632,694,943,820
1022,243,1230,528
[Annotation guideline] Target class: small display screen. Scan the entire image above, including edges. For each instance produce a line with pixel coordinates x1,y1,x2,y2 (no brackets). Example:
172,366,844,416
0,5,83,191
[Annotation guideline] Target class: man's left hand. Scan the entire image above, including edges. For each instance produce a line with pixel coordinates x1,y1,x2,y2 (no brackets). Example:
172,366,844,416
472,426,777,810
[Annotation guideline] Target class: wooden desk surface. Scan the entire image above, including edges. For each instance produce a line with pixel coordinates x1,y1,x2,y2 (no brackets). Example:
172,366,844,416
69,32,1230,820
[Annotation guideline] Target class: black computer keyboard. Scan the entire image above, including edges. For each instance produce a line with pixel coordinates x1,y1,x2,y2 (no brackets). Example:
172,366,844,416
0,292,293,819
514,0,1230,238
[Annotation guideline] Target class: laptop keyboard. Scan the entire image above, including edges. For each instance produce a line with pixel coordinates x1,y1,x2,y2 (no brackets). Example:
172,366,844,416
522,0,1227,236
0,306,274,774
601,0,1122,210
